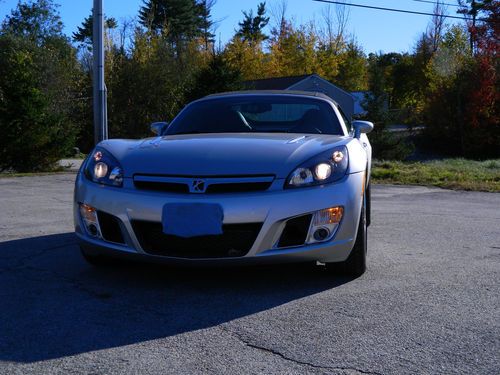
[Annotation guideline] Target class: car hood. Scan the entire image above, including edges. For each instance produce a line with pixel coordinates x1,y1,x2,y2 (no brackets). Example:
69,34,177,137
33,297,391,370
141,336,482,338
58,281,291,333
99,133,350,179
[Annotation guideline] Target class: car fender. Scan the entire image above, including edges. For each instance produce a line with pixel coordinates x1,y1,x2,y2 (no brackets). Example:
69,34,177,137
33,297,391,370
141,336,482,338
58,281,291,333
346,137,370,176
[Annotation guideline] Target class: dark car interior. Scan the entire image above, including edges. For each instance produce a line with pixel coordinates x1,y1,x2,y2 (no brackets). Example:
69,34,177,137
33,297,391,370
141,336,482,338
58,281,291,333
166,96,344,136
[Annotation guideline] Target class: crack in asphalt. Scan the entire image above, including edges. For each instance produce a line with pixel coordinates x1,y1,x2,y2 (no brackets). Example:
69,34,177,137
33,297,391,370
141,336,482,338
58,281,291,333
221,327,382,375
22,264,114,300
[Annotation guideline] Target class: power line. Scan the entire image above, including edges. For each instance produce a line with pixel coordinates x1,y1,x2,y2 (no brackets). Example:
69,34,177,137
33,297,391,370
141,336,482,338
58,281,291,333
312,0,476,21
413,0,461,8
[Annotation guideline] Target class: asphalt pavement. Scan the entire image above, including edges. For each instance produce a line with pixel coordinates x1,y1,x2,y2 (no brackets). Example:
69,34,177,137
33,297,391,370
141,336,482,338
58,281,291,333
0,174,499,374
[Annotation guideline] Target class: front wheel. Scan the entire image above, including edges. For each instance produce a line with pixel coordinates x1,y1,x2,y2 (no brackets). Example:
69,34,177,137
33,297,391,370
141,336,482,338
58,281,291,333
326,193,367,278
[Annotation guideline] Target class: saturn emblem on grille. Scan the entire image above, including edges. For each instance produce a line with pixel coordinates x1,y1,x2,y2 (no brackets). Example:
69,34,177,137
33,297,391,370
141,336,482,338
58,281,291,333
190,179,207,193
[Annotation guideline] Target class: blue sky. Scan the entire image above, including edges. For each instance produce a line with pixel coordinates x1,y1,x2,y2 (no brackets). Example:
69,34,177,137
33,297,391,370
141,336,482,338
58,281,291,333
0,0,463,54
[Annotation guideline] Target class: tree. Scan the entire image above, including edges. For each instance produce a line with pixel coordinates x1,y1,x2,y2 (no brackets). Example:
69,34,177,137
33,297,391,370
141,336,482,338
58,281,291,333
72,13,117,49
104,28,193,140
320,3,349,56
139,0,199,37
361,53,415,160
427,0,447,53
185,54,243,102
0,0,80,171
333,41,367,92
196,0,216,52
1,0,62,44
267,19,322,77
421,21,498,158
236,2,270,44
422,58,498,158
429,25,471,80
224,36,267,80
139,0,218,58
224,3,270,80
458,0,497,53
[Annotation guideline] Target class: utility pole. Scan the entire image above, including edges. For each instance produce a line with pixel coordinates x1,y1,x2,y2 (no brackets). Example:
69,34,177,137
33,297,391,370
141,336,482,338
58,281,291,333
93,0,108,145
471,0,476,55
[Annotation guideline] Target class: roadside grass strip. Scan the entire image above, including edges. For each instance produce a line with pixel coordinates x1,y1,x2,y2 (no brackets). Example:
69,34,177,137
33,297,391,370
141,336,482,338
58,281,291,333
372,159,500,192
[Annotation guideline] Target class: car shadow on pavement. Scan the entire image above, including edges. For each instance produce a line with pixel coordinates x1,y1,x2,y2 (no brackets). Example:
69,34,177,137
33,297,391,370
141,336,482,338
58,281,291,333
0,233,351,363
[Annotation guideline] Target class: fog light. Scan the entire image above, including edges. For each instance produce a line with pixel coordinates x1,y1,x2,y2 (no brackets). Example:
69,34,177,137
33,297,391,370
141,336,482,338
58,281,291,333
79,203,102,238
88,223,99,236
313,228,330,241
307,206,344,244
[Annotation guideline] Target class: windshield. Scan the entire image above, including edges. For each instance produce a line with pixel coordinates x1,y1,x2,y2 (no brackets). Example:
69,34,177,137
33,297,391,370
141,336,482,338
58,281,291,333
165,95,344,136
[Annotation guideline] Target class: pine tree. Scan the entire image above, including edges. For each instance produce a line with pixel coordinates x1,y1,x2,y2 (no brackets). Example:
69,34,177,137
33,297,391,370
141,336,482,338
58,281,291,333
72,13,117,48
236,2,269,44
185,54,243,101
139,0,199,39
139,0,215,57
196,0,216,52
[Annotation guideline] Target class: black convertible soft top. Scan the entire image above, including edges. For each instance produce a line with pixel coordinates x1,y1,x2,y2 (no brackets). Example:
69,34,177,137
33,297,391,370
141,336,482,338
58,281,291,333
204,90,339,107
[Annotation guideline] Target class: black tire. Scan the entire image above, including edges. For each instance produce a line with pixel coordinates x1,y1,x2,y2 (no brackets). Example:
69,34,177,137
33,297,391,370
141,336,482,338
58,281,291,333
366,183,371,227
80,246,113,267
326,192,367,278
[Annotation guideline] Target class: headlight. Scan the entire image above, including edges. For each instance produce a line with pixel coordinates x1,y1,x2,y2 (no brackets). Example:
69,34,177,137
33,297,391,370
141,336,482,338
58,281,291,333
84,147,124,187
285,146,348,188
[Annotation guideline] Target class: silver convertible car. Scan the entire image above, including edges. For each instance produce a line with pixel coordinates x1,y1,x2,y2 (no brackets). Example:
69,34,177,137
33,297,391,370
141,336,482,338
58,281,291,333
74,91,374,277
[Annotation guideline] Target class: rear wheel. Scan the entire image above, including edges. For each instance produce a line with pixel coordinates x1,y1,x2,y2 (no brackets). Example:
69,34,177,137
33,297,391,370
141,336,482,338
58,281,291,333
80,246,113,267
326,192,367,278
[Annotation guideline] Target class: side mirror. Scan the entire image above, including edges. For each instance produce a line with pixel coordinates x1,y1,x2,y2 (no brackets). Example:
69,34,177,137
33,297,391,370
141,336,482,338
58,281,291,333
150,121,169,135
352,121,374,139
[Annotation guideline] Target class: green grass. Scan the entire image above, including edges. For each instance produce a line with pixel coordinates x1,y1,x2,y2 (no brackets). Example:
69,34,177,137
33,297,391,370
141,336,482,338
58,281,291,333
372,159,500,192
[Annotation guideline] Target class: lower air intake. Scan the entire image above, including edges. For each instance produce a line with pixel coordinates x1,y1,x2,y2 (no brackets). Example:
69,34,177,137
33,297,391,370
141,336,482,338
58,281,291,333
277,214,312,248
96,211,126,244
132,220,262,258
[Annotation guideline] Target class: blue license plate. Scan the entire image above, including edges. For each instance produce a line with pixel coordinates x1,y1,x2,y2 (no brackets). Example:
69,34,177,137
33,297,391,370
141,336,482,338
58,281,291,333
162,203,224,238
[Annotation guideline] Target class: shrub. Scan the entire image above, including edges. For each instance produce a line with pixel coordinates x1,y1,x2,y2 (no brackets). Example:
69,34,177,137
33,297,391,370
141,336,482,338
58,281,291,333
0,35,77,172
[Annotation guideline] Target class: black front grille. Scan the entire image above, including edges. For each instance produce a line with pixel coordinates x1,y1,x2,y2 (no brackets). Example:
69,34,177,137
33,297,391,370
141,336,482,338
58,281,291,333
97,211,125,244
132,220,262,258
206,182,272,194
134,180,189,193
133,175,273,194
277,214,312,248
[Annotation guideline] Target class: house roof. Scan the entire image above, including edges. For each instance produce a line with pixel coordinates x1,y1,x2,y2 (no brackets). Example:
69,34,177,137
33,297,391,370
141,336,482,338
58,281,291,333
244,74,314,90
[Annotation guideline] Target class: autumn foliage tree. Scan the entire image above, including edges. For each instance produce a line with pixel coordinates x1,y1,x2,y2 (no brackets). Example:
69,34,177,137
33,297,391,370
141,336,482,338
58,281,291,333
422,1,499,158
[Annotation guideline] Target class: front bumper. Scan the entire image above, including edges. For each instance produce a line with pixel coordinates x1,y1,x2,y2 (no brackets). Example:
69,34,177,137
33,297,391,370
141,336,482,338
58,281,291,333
74,172,364,265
